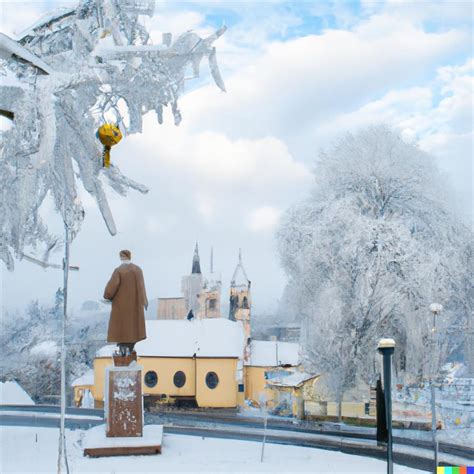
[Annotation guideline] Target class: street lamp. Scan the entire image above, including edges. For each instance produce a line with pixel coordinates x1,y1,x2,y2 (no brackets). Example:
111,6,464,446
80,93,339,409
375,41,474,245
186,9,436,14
428,303,443,474
377,338,395,474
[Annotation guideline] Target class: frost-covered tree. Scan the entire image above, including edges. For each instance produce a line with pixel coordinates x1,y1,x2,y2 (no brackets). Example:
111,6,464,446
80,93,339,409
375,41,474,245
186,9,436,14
0,0,226,269
0,293,108,403
276,126,473,404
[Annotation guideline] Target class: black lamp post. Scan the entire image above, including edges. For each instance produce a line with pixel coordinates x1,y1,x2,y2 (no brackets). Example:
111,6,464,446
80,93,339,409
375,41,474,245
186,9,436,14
378,338,396,474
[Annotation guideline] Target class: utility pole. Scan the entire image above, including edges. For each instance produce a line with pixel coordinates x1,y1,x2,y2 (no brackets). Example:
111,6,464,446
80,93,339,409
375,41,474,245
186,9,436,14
57,222,72,474
428,303,443,474
22,231,79,474
377,338,395,474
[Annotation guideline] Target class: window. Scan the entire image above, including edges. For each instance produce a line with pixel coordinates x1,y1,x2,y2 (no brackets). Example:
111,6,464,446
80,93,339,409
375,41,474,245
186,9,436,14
209,298,216,310
205,371,219,389
144,371,158,388
173,370,186,388
238,383,244,393
242,296,249,309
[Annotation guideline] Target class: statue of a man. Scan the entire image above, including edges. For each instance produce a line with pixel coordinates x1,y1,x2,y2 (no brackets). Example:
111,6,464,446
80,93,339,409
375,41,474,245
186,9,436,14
104,250,148,356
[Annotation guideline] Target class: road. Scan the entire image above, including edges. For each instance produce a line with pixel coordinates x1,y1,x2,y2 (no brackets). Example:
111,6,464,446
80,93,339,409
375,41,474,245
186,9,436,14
1,405,472,472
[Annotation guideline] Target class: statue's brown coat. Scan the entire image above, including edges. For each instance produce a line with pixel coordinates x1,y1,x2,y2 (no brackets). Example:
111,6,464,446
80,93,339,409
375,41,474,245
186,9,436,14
104,263,148,344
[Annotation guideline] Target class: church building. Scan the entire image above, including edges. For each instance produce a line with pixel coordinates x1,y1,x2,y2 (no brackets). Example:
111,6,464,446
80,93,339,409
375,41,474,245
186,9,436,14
75,245,312,412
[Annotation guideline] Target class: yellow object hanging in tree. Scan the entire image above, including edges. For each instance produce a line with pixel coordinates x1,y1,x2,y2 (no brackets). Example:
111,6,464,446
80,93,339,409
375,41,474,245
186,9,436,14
97,123,122,168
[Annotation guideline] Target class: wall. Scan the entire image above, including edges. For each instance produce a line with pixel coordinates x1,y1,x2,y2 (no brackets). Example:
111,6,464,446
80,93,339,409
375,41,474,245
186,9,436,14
140,357,196,398
93,356,239,408
157,297,187,320
244,366,277,406
196,358,238,407
93,357,113,403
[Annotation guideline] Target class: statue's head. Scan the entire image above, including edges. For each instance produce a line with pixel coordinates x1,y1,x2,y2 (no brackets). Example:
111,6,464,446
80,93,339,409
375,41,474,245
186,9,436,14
120,250,131,262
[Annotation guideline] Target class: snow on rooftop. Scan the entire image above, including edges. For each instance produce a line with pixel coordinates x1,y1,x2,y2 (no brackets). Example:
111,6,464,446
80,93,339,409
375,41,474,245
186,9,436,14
97,318,244,359
0,381,34,405
266,371,319,388
71,369,94,387
247,340,300,367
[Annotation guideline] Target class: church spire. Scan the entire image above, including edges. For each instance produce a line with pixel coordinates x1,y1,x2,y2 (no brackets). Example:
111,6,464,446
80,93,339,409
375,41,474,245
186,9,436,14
192,243,201,274
231,248,250,288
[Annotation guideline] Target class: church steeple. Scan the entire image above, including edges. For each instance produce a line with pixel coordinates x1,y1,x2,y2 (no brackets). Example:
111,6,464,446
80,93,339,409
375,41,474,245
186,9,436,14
192,243,201,274
230,248,250,289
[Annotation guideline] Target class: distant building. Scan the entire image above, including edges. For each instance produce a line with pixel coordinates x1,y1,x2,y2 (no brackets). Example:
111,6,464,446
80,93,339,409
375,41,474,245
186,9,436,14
157,244,222,320
156,297,187,320
229,250,251,341
71,369,94,408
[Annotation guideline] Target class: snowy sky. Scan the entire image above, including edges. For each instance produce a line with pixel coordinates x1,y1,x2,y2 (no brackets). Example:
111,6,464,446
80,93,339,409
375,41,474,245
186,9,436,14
1,0,472,316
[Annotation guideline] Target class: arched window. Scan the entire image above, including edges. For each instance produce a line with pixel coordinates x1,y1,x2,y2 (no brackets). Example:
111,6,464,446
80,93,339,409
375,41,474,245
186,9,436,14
205,371,219,389
173,370,186,388
242,296,249,309
144,371,158,388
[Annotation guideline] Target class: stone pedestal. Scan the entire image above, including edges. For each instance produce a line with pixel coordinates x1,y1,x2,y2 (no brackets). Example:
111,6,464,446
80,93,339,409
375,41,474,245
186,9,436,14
105,361,143,437
83,354,162,457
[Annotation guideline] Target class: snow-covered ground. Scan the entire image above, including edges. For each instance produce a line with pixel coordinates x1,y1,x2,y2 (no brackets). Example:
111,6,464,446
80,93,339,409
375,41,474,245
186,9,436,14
0,425,424,473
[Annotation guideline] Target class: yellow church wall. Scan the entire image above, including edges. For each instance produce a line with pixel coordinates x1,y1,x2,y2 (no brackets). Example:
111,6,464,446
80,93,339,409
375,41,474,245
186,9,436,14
93,356,238,407
140,357,196,397
93,357,113,403
196,358,238,407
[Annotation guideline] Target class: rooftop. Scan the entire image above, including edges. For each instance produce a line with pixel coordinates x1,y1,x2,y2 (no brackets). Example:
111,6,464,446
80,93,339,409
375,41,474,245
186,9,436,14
97,318,244,359
247,340,300,367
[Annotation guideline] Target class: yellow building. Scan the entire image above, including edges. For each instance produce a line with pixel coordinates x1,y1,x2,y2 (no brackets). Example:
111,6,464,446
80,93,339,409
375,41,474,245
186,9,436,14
71,369,94,408
92,318,244,409
266,372,320,418
243,340,301,406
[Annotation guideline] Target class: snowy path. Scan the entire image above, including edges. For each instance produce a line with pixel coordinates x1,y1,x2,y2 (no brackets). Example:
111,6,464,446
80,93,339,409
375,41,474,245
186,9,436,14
0,425,425,473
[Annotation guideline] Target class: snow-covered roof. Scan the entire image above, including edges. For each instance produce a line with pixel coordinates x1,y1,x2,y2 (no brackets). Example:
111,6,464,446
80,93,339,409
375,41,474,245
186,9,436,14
266,371,319,388
71,369,94,387
0,381,34,405
97,318,244,358
247,340,300,367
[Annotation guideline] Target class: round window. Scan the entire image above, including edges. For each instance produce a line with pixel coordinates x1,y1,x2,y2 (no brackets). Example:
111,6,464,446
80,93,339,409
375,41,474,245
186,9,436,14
144,371,158,388
173,370,186,388
205,371,219,389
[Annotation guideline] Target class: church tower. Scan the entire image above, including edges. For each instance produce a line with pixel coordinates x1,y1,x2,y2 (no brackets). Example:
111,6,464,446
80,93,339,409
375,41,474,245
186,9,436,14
229,250,251,342
182,243,204,317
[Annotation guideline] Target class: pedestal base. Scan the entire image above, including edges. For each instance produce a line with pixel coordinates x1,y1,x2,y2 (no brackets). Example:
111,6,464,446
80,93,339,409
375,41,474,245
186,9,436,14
83,424,163,458
105,363,143,437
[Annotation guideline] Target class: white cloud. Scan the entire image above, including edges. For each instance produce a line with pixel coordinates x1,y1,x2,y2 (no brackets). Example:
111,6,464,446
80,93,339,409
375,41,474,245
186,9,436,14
2,0,472,314
247,206,282,232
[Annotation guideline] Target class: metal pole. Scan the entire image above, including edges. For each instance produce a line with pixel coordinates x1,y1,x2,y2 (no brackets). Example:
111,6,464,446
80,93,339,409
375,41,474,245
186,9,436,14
260,400,267,462
430,384,438,472
382,349,394,474
57,223,70,474
378,338,395,474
